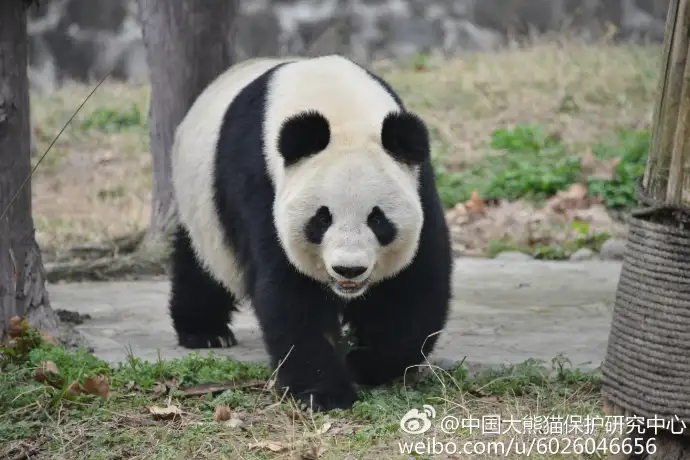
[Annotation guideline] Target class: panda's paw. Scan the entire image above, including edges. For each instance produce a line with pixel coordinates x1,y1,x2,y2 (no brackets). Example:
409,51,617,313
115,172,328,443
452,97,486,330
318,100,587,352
177,328,238,349
292,385,359,412
346,349,401,387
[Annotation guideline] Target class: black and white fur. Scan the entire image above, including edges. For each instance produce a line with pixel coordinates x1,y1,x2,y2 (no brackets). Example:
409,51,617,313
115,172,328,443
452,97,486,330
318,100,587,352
169,55,453,411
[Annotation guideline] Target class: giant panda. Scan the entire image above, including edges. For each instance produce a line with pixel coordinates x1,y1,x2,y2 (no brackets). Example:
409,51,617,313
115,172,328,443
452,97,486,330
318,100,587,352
169,55,453,411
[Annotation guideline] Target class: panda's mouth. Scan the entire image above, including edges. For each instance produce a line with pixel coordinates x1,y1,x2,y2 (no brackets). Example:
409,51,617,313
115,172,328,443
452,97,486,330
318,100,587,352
331,278,369,296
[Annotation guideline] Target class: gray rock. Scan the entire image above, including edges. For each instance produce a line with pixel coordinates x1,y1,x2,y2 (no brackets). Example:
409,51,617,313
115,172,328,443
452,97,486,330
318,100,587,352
495,251,533,261
569,247,595,261
599,238,627,261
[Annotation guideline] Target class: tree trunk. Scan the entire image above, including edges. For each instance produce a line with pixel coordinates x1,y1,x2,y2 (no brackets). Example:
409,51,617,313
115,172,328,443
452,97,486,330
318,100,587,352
136,0,237,251
0,0,59,343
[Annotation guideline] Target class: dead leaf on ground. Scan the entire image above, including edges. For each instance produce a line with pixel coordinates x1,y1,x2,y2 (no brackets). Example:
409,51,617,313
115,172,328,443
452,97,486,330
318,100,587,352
315,422,332,435
8,316,25,338
83,374,110,399
180,379,267,396
40,332,57,346
148,405,183,421
580,149,620,180
328,425,357,436
224,417,245,429
546,183,589,212
248,441,287,453
213,404,232,422
151,381,167,397
580,150,597,174
65,380,83,397
35,361,63,387
297,443,327,459
464,190,485,214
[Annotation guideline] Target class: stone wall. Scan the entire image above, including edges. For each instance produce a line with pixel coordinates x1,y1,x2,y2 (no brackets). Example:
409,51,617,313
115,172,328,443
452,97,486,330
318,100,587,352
27,0,670,90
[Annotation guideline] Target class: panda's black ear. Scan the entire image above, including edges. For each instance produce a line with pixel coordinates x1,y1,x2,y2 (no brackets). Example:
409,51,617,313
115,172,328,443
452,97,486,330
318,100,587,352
381,111,430,166
277,110,330,167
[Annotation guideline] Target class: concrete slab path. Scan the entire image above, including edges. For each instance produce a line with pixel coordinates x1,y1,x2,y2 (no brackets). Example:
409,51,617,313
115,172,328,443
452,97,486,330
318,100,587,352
48,258,622,371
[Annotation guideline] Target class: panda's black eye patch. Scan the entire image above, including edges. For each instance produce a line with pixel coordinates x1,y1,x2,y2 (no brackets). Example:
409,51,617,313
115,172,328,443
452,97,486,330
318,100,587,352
305,206,332,244
367,206,396,246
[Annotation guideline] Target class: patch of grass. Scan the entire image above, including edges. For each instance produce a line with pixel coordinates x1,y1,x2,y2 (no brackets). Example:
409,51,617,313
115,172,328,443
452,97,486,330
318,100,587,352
587,129,650,209
435,124,582,207
79,104,146,133
435,123,650,212
2,322,613,459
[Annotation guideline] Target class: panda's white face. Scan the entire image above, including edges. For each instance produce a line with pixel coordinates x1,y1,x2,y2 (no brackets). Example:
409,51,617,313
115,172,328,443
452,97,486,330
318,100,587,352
264,57,431,299
274,148,423,300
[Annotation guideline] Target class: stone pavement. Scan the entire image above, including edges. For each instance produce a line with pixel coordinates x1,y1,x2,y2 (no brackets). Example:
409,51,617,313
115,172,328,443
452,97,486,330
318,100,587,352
47,258,622,371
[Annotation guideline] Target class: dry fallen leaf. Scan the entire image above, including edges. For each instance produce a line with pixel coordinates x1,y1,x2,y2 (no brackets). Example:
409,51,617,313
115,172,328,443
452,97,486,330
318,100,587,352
124,380,137,391
40,332,57,346
38,360,59,376
225,417,245,429
580,149,597,174
66,380,83,397
151,381,167,397
213,405,232,422
248,441,287,452
8,316,25,338
464,190,485,214
597,157,620,180
297,444,327,459
83,374,110,399
316,422,332,435
580,149,620,181
546,183,589,213
149,405,183,420
180,379,267,396
35,361,62,387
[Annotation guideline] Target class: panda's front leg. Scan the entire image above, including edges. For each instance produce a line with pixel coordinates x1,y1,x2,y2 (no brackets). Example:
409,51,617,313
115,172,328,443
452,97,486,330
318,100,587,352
344,273,451,387
252,270,359,411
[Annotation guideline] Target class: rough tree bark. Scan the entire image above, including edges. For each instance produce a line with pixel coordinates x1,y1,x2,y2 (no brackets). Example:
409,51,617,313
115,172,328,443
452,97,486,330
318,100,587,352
136,0,237,250
0,0,59,343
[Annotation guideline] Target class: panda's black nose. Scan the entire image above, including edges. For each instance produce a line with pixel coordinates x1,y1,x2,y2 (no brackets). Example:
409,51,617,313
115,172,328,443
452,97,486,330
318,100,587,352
332,265,367,279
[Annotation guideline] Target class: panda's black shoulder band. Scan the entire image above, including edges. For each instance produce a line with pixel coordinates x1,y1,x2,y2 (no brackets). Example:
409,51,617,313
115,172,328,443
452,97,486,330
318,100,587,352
278,110,330,167
381,111,430,166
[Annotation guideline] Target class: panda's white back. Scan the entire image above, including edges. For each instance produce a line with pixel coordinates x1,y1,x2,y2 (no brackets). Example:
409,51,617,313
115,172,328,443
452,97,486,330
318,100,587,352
171,57,295,298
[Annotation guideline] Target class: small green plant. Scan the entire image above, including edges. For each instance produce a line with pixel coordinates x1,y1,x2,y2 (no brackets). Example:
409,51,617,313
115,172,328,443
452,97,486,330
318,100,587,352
434,124,581,207
433,124,650,211
587,129,650,209
411,53,430,71
80,104,145,133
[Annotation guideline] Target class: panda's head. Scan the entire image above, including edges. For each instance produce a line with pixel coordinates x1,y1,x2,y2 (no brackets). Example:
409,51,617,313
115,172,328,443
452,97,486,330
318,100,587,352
273,109,429,300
